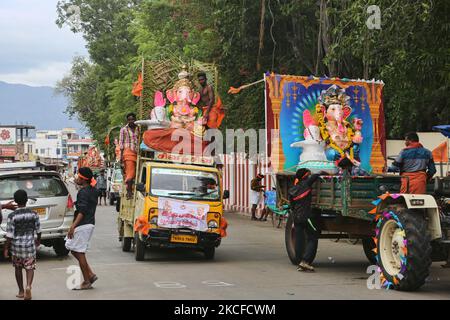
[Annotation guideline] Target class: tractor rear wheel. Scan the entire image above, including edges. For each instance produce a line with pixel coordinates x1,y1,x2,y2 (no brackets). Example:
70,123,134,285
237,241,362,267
376,209,432,291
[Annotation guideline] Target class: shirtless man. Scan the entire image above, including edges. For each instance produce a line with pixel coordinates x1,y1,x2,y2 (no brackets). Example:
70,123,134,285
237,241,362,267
197,72,215,126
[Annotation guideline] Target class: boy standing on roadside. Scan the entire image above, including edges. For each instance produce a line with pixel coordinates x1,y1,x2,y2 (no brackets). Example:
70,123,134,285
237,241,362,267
3,190,41,300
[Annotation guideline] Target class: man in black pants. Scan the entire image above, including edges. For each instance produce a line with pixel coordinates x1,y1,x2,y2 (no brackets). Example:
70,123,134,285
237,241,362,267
289,168,324,272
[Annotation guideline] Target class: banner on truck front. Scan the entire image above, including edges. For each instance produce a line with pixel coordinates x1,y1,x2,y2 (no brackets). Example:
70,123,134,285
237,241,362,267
157,197,209,232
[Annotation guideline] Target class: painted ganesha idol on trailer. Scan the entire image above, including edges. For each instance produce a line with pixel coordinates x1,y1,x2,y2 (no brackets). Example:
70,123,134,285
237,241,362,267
290,85,365,174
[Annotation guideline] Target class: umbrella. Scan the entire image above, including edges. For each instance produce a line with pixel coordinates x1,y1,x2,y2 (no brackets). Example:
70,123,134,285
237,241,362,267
433,125,450,138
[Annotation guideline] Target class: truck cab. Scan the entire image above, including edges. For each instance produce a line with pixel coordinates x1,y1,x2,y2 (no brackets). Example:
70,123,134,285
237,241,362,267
118,151,228,261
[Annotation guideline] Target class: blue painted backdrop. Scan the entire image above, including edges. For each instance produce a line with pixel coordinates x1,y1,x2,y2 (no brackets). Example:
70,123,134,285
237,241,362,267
279,82,374,172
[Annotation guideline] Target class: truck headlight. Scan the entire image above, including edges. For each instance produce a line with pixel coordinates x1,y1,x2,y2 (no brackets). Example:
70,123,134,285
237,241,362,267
150,216,158,225
410,199,425,206
208,220,218,229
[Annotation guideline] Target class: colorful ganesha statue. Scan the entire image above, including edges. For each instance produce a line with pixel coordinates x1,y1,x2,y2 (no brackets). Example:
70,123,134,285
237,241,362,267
316,85,363,166
166,77,203,135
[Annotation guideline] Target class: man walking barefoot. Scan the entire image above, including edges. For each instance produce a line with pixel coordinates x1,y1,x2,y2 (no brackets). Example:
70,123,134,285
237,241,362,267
4,190,41,300
65,167,98,290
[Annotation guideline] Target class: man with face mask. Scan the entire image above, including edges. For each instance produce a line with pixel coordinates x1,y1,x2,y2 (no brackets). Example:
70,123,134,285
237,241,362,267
119,113,140,199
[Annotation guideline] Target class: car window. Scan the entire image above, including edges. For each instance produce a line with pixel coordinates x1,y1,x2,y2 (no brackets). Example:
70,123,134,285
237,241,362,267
0,174,68,200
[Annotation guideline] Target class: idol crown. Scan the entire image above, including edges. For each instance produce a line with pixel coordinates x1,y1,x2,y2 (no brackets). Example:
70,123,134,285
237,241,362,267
319,85,350,105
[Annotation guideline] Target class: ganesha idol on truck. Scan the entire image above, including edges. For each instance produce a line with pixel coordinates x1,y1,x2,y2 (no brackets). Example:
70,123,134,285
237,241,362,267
291,85,365,175
136,69,224,155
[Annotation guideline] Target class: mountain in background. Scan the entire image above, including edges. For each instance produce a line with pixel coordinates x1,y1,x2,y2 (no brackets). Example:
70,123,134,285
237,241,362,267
0,81,86,134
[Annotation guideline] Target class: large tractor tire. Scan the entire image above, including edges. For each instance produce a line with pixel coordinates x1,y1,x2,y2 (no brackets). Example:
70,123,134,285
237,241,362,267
134,233,146,261
376,209,432,291
285,213,307,265
362,237,377,265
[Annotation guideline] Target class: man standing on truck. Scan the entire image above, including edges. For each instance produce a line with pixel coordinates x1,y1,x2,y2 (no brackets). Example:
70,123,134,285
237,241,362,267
250,174,266,221
389,132,437,194
198,72,215,127
289,168,323,272
119,113,140,200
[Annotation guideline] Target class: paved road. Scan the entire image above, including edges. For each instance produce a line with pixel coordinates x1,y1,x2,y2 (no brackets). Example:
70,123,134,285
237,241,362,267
0,202,449,300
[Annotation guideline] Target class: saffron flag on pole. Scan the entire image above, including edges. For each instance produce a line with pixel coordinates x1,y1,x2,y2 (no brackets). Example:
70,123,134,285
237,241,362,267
132,73,143,97
432,141,448,163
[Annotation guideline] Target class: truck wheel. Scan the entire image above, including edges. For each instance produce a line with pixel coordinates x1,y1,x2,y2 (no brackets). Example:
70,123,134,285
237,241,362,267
53,238,70,257
122,237,132,252
134,233,145,261
362,237,377,265
376,209,432,291
204,247,215,260
285,213,305,265
115,198,121,213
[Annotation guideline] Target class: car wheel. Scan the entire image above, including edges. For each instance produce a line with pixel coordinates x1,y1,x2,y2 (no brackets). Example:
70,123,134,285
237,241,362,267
53,238,70,257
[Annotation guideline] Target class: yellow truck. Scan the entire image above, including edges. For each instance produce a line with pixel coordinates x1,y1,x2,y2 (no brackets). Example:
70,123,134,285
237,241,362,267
118,149,229,261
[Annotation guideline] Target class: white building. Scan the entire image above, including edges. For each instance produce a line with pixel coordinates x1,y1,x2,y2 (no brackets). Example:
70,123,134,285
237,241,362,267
32,128,95,167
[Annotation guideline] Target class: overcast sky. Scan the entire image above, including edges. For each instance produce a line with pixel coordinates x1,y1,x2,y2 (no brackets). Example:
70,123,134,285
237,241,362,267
0,0,87,87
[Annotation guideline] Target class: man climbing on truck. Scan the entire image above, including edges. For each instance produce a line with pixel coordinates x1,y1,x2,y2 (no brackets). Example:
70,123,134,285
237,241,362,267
389,132,436,194
289,168,326,272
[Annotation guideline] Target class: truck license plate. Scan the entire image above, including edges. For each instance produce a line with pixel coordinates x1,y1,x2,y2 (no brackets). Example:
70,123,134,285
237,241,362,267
34,208,47,216
170,234,198,244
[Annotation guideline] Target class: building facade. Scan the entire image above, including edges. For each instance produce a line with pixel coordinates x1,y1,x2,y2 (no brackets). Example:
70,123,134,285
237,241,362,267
32,128,95,168
0,125,35,162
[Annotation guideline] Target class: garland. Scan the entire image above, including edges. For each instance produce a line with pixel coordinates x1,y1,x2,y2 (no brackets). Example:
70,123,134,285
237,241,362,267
315,103,355,159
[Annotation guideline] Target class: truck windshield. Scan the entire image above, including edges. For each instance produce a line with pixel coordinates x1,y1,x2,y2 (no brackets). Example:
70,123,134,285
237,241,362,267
150,167,220,201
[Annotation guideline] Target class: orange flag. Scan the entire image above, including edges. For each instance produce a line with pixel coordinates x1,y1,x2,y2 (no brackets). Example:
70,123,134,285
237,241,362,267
104,135,110,146
432,141,448,163
132,73,143,97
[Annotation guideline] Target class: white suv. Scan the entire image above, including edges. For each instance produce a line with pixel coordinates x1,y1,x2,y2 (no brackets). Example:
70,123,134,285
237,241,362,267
0,163,74,257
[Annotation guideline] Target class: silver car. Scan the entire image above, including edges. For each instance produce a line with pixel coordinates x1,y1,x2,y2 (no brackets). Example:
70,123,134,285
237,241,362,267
0,169,74,257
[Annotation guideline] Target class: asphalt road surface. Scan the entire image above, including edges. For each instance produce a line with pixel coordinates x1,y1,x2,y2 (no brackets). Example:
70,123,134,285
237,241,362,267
0,201,449,300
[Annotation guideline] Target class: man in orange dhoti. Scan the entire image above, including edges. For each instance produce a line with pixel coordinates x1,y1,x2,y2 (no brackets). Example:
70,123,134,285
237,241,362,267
197,72,225,129
119,113,140,199
389,132,437,194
